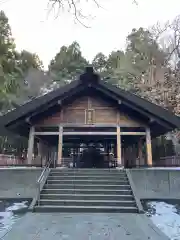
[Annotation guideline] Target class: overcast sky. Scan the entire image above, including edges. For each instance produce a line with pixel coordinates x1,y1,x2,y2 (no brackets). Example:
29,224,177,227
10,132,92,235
1,0,180,69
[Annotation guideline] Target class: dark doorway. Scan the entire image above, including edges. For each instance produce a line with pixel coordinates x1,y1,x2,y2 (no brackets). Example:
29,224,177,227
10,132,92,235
79,145,105,168
63,134,117,168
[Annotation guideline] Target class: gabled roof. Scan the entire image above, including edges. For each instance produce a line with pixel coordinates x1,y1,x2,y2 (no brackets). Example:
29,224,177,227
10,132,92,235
1,67,180,137
1,79,80,126
100,81,180,128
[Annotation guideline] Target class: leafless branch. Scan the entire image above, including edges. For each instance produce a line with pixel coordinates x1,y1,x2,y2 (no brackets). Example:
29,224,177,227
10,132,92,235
70,0,90,28
92,0,101,8
151,15,180,67
150,21,170,41
48,0,102,28
47,0,138,27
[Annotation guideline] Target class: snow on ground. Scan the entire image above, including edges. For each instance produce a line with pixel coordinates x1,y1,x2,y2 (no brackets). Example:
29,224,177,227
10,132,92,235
0,200,180,239
0,201,28,238
147,201,180,240
6,201,28,211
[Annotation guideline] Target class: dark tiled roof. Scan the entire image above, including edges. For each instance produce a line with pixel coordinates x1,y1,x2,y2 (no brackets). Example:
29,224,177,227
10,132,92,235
99,81,180,128
1,80,80,126
1,67,180,136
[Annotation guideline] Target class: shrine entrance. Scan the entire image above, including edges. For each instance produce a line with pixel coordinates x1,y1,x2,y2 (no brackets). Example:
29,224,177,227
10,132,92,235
62,127,117,168
79,144,104,168
32,125,150,168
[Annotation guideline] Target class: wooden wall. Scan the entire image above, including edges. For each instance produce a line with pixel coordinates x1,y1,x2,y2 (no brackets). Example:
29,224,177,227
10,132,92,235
36,96,141,126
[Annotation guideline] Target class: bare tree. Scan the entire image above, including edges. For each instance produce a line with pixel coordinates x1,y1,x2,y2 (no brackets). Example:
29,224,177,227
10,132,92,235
47,0,101,27
47,0,138,27
0,0,138,27
168,16,180,66
151,15,180,68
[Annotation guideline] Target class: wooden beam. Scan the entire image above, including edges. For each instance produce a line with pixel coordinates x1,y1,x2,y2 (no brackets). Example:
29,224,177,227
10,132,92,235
117,111,120,124
34,132,59,135
63,132,117,135
88,96,92,109
35,123,146,128
146,128,152,166
66,107,116,110
34,130,146,136
60,109,64,122
121,132,146,135
27,126,35,165
57,126,63,166
117,126,122,166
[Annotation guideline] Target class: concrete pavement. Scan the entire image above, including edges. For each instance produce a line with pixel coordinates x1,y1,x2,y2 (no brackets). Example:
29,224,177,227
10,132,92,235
1,212,169,240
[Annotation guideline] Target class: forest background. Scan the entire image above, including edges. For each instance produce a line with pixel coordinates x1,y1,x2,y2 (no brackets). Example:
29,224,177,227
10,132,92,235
0,9,180,161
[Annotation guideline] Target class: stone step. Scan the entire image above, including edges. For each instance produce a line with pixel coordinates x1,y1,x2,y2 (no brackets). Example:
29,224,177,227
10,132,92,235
51,168,126,175
41,188,132,195
49,172,126,177
48,175,127,180
50,169,124,172
34,168,138,214
33,205,138,213
46,180,129,186
38,199,136,207
40,193,134,201
51,169,124,172
44,183,130,190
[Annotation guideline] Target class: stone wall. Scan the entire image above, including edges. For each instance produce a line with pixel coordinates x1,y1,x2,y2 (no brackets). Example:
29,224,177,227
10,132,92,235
129,169,180,199
0,168,42,199
1,168,180,201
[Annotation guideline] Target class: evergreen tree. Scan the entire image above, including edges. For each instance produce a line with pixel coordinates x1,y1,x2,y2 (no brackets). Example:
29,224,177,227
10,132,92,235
49,41,88,86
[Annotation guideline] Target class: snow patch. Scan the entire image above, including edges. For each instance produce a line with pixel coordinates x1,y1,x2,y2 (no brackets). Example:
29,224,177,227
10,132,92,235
147,201,180,240
6,201,28,211
0,201,28,238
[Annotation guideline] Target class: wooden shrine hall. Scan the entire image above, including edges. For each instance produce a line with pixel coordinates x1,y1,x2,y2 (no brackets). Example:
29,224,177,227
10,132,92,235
1,67,180,168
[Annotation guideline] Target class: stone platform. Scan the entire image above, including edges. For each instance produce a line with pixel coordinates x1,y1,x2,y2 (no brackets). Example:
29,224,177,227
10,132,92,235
1,212,169,240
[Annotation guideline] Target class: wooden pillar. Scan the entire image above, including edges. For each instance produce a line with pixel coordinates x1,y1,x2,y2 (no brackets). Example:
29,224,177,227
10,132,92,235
116,126,122,166
146,128,152,166
37,141,43,166
132,144,136,167
122,147,125,167
138,139,143,167
27,126,35,165
57,125,63,166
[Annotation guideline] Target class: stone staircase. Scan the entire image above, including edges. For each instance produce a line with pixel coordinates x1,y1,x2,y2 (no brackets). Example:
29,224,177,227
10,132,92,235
33,168,139,213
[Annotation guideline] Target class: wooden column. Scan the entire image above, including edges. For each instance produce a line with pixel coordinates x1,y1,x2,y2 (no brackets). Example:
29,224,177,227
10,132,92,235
57,125,63,166
116,126,122,166
37,141,43,166
146,128,152,166
138,139,143,167
122,147,125,167
27,126,35,165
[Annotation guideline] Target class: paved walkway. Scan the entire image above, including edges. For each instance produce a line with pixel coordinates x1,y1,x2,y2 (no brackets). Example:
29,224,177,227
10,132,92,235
1,212,169,240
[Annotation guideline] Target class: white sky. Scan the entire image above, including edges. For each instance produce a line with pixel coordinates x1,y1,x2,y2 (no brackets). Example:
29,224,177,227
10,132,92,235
1,0,180,69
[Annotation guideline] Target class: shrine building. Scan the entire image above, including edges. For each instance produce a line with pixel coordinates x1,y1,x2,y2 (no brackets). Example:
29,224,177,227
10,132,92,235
1,67,180,168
